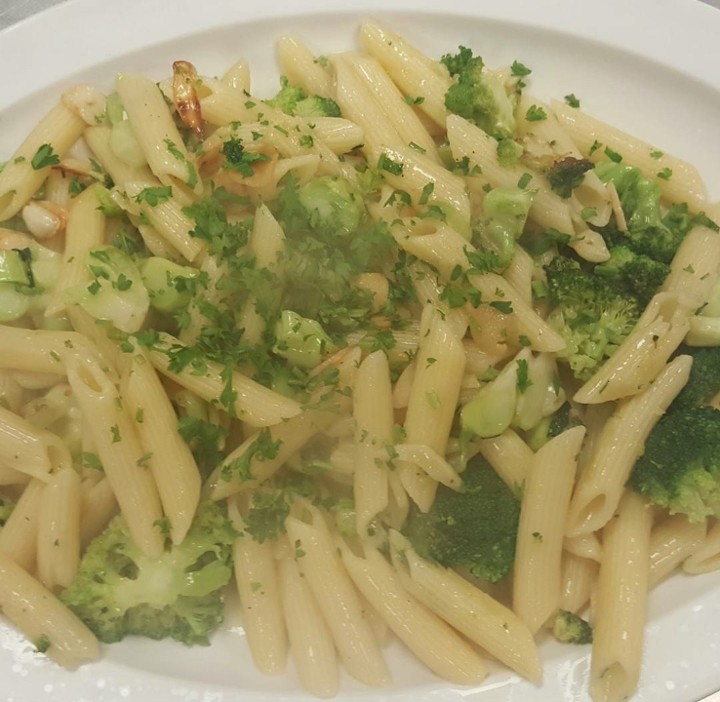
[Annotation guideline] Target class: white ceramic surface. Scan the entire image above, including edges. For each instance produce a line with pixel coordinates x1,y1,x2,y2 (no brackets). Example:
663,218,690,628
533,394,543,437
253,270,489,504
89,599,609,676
1,1,720,700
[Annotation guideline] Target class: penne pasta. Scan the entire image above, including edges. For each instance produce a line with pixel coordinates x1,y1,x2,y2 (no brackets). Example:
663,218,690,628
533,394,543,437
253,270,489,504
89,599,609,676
0,551,100,668
590,491,653,702
513,426,586,633
339,540,488,685
566,355,692,537
285,510,390,687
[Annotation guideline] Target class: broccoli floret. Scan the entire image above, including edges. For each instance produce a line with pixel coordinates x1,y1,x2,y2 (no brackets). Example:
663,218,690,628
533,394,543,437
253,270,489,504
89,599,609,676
629,346,720,521
270,174,398,335
59,502,236,645
266,77,341,118
544,256,640,380
671,346,720,411
280,174,363,241
403,455,520,583
595,245,670,307
440,46,474,77
527,401,585,450
630,405,720,522
273,309,334,368
546,157,594,199
553,610,593,645
67,245,149,333
441,47,517,140
472,186,534,272
595,162,691,264
293,95,341,119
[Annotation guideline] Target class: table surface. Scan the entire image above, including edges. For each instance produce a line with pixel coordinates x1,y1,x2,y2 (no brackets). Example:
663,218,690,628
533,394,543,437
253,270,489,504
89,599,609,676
1,0,720,701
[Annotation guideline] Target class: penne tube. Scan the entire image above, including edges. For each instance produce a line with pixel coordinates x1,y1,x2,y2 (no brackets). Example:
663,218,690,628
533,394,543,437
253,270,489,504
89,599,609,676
310,117,365,155
353,350,392,536
44,184,106,317
446,113,575,234
513,426,586,633
0,325,105,376
208,407,341,500
228,498,288,676
0,103,86,221
684,520,720,574
36,467,82,590
276,35,334,98
563,533,603,563
0,551,100,668
336,53,440,163
395,224,565,352
65,353,165,558
285,512,390,687
394,443,462,490
390,532,542,683
590,491,653,702
574,292,692,404
560,553,598,615
0,478,44,571
551,100,707,210
120,346,202,544
116,73,201,196
649,515,706,587
359,22,451,128
80,476,118,548
661,223,720,309
120,180,205,262
147,333,302,427
503,244,535,306
277,543,338,698
339,541,488,685
398,305,465,511
474,428,533,492
378,144,469,234
566,354,692,537
0,404,72,481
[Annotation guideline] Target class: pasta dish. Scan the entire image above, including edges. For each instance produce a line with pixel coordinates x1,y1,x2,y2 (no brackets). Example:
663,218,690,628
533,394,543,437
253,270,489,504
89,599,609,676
0,20,718,702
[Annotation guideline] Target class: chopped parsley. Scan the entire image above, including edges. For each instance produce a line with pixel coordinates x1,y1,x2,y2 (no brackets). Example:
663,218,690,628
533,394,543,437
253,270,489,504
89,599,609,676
221,137,270,177
135,186,173,206
30,144,60,170
525,105,547,122
378,154,404,176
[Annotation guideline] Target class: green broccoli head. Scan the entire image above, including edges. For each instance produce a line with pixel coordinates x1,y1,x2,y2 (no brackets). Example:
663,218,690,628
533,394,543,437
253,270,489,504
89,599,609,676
440,46,476,77
298,176,362,238
59,502,236,645
526,401,585,451
441,46,517,140
671,346,720,411
293,95,341,119
595,162,687,264
276,174,363,242
403,455,520,583
544,256,640,380
472,186,534,271
265,77,306,115
595,245,670,307
630,406,720,522
266,77,341,118
553,610,593,645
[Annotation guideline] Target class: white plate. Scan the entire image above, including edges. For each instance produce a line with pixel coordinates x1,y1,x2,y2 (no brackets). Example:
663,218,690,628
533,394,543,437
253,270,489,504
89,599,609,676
2,1,720,700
